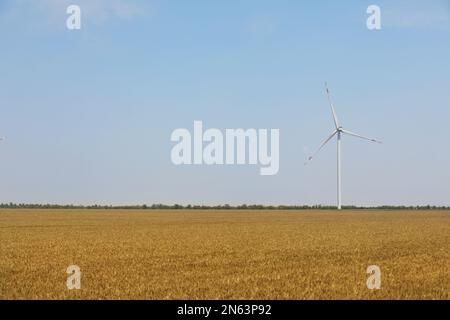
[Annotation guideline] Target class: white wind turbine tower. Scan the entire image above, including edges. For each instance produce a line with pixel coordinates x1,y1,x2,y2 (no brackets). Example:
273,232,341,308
305,83,382,210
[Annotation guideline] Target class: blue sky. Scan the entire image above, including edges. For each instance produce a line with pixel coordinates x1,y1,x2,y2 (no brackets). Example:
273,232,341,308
1,0,450,206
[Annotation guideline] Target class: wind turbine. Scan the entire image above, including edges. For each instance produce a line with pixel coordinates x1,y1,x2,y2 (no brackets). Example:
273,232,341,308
305,83,382,210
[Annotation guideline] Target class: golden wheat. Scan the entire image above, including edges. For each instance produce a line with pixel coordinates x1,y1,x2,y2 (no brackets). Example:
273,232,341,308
0,209,449,299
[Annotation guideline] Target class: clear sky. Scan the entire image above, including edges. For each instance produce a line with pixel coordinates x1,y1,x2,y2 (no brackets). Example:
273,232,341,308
1,0,449,206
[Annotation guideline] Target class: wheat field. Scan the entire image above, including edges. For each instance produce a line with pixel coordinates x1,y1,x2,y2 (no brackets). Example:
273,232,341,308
0,209,449,299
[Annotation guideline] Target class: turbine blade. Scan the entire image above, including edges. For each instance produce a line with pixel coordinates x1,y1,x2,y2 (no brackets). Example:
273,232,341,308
325,83,339,129
305,130,338,165
341,129,382,144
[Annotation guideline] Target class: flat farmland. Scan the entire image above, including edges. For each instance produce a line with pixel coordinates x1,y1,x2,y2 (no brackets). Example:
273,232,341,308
0,209,449,299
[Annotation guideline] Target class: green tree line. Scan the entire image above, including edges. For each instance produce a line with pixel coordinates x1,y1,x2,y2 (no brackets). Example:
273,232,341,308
0,203,449,210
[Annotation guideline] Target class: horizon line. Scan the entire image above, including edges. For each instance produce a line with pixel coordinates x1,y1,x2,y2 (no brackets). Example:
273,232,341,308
1,203,450,210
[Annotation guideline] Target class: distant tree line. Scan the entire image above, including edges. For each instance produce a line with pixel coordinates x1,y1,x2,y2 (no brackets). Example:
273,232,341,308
0,203,449,210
